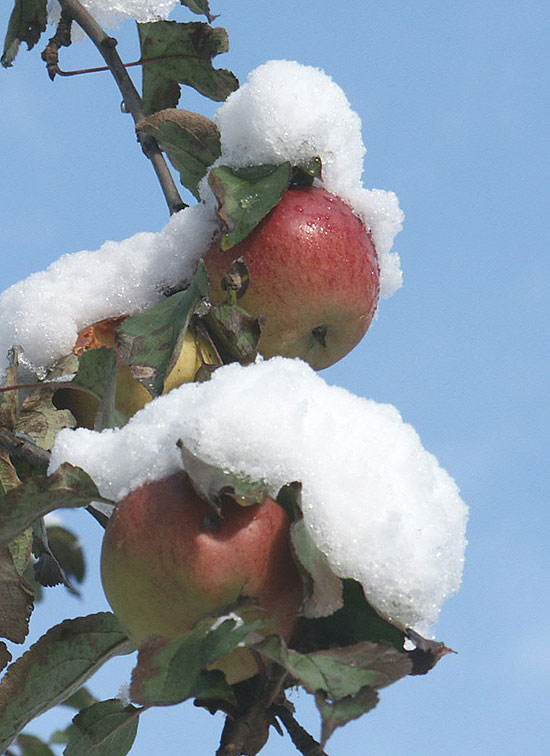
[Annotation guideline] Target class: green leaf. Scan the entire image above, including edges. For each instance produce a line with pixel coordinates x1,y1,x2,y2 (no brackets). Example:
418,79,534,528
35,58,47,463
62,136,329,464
0,613,132,753
205,303,264,363
8,527,33,576
138,108,221,199
14,387,76,452
1,0,47,68
0,358,19,430
138,21,238,115
1,459,34,643
49,725,76,745
292,157,323,186
290,517,343,619
315,686,379,745
209,163,293,249
180,0,216,23
72,347,125,430
0,642,11,673
294,579,406,653
0,546,34,643
130,616,262,706
45,525,85,585
60,686,98,712
255,636,391,701
0,449,22,495
255,636,376,699
117,262,209,397
65,699,140,756
276,482,344,620
16,732,56,756
0,463,111,550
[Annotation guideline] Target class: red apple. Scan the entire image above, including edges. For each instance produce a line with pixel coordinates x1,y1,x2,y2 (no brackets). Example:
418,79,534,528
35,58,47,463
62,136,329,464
204,185,380,369
100,471,303,684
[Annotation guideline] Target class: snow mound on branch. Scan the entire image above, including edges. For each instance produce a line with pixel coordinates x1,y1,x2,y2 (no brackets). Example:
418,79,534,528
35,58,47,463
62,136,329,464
47,0,179,28
50,357,468,633
211,60,404,297
0,204,216,376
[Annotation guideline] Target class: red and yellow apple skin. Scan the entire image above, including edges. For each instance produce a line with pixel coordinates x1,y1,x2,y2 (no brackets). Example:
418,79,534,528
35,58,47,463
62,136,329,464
204,185,380,370
100,472,303,683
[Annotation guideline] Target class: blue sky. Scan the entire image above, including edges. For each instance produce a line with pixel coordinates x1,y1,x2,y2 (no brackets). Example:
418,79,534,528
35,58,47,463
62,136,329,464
2,1,549,754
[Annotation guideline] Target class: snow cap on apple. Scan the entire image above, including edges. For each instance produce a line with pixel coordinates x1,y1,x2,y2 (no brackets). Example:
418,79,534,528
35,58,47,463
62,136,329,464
0,203,217,377
50,357,468,635
209,59,404,298
0,60,402,376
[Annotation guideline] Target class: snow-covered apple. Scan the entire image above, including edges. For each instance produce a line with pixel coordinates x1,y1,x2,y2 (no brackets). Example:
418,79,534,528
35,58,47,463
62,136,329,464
204,185,380,370
100,471,304,684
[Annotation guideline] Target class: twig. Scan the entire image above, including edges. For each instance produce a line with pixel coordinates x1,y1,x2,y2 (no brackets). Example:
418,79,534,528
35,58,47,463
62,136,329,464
271,701,330,756
55,53,223,77
0,427,50,473
216,669,289,756
41,9,72,79
54,0,186,216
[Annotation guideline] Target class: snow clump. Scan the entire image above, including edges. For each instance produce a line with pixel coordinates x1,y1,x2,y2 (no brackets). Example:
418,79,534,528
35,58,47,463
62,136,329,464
50,357,468,634
211,60,404,296
0,61,403,375
0,204,216,377
47,0,179,29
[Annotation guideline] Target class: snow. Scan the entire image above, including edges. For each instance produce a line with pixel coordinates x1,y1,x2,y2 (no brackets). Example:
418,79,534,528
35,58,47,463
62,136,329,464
0,59,404,376
210,60,404,297
47,0,180,29
50,357,468,634
0,204,217,376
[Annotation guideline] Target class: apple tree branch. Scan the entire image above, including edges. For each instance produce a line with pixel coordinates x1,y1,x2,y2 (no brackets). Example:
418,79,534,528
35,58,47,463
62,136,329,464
53,0,186,215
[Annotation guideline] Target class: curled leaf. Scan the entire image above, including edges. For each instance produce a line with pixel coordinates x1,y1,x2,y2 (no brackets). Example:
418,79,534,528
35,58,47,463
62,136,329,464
209,163,292,249
1,0,47,68
138,108,221,198
117,263,209,397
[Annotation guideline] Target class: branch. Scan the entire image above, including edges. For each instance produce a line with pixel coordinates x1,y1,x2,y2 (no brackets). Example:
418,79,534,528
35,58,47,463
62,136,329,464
0,426,50,473
55,0,186,216
216,669,288,756
271,701,330,756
